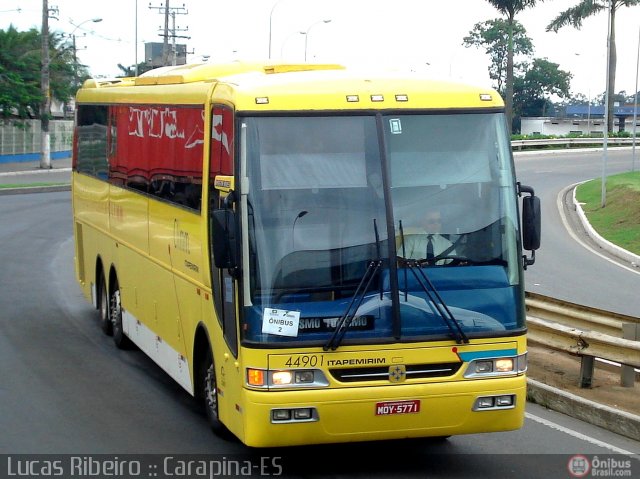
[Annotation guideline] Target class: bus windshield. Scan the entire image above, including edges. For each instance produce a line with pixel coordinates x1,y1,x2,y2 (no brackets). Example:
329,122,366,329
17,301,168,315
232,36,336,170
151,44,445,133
239,112,523,345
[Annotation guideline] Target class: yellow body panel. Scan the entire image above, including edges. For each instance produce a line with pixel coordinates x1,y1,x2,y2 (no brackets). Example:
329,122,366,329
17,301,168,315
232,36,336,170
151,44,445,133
214,337,527,447
73,173,208,387
76,62,503,112
240,377,526,447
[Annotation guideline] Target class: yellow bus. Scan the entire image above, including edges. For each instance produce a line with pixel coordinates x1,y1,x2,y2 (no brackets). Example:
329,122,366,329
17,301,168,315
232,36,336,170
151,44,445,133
72,61,541,448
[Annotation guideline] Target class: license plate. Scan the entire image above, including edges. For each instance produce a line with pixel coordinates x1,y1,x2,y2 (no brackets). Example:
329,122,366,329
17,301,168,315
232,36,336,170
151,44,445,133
375,400,420,416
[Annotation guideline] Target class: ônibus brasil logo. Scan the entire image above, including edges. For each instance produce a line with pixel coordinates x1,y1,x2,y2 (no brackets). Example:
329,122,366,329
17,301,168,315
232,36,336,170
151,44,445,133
567,455,591,478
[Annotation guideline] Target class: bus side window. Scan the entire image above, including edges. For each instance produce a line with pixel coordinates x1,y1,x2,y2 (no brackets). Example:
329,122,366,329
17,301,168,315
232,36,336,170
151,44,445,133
75,105,109,179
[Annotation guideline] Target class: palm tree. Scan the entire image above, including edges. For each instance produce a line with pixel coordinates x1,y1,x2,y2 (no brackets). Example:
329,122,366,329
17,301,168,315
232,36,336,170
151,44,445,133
485,1,541,135
547,0,640,133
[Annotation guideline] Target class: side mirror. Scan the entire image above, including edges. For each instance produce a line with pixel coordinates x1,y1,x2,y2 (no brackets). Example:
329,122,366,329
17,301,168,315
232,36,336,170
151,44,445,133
211,208,238,271
518,183,541,268
522,195,541,251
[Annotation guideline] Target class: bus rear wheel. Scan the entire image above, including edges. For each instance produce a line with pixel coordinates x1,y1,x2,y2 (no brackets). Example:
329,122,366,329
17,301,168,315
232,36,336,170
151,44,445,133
98,271,112,336
110,279,133,350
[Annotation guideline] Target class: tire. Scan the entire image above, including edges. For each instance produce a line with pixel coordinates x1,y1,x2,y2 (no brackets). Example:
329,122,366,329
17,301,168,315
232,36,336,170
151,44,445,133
200,349,232,438
110,279,133,350
98,272,113,336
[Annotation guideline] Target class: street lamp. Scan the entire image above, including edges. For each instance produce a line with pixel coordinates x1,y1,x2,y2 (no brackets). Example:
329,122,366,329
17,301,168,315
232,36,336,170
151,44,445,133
69,17,103,31
268,0,286,59
632,25,639,172
304,19,331,62
68,18,103,87
601,0,613,208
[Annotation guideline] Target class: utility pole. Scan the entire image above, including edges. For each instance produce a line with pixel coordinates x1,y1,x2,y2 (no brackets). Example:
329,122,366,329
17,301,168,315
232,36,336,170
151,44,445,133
149,1,189,66
135,0,139,76
40,0,58,169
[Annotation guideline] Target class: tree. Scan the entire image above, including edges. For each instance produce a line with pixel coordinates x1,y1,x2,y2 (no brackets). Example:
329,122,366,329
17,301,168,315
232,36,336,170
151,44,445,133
568,92,591,105
513,58,572,119
0,26,42,118
546,0,640,132
48,33,76,106
116,62,154,78
0,25,77,119
463,18,533,96
484,0,542,135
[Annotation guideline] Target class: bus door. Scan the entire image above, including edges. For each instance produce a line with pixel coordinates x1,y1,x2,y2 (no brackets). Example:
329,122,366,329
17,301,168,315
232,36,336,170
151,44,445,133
209,105,243,430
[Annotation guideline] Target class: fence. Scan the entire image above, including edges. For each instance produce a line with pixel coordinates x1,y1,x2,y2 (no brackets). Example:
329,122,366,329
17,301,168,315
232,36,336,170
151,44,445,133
0,120,74,163
511,137,635,150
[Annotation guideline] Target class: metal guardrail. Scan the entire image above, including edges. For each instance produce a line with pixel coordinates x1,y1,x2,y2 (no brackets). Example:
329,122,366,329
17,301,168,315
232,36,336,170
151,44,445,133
511,137,636,150
525,292,640,337
525,292,640,378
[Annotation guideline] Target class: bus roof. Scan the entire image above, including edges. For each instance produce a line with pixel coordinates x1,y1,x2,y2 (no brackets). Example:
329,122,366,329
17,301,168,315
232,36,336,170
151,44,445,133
76,61,504,111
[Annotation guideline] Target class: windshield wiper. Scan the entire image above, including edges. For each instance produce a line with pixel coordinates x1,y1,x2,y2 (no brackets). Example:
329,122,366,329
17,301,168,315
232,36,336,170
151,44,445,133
324,219,382,351
403,260,470,344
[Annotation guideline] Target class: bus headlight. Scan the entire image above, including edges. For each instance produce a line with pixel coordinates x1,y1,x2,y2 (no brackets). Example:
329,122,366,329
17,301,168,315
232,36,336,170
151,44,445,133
294,370,315,384
464,353,527,378
495,358,514,372
272,370,293,385
246,368,329,389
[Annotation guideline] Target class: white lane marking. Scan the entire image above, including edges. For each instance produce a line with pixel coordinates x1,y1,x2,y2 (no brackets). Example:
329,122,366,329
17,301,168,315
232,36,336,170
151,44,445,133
525,412,637,456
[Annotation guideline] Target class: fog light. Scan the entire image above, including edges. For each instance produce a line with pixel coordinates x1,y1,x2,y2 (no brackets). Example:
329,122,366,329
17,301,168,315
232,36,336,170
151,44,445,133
272,409,291,421
293,408,312,420
477,397,494,409
496,395,514,407
295,371,314,384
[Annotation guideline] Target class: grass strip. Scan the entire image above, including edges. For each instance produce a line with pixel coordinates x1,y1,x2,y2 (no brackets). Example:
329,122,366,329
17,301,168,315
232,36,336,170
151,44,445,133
575,171,640,255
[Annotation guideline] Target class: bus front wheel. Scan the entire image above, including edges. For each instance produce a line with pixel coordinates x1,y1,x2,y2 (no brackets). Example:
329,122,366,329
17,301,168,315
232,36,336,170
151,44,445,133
200,350,232,438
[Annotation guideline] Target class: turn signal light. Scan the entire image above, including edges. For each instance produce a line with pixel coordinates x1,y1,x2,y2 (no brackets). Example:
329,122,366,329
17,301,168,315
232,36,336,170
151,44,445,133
247,368,265,386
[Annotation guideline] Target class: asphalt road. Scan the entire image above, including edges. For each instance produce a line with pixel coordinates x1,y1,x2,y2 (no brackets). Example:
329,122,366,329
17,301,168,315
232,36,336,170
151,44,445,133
0,155,639,477
514,148,640,317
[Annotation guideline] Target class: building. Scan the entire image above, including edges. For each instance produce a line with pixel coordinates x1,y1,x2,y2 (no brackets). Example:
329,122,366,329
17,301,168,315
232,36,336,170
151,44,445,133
521,104,639,136
145,42,188,67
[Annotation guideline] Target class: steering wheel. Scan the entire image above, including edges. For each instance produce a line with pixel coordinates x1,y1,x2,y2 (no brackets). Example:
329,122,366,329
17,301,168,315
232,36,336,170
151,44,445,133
417,255,463,266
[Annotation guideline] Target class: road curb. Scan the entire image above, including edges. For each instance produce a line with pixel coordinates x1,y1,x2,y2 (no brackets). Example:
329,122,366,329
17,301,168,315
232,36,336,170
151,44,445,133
527,378,640,442
0,184,70,196
571,185,640,266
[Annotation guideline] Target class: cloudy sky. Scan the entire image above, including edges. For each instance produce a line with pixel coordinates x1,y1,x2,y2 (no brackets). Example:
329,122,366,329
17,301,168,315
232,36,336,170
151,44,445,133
2,0,640,99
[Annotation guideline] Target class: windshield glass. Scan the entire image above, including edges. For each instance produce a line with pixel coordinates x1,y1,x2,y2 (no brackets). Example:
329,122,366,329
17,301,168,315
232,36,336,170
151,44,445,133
238,112,523,346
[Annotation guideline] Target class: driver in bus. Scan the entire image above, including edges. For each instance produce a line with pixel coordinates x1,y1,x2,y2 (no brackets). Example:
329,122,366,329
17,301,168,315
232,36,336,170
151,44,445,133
397,209,456,264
